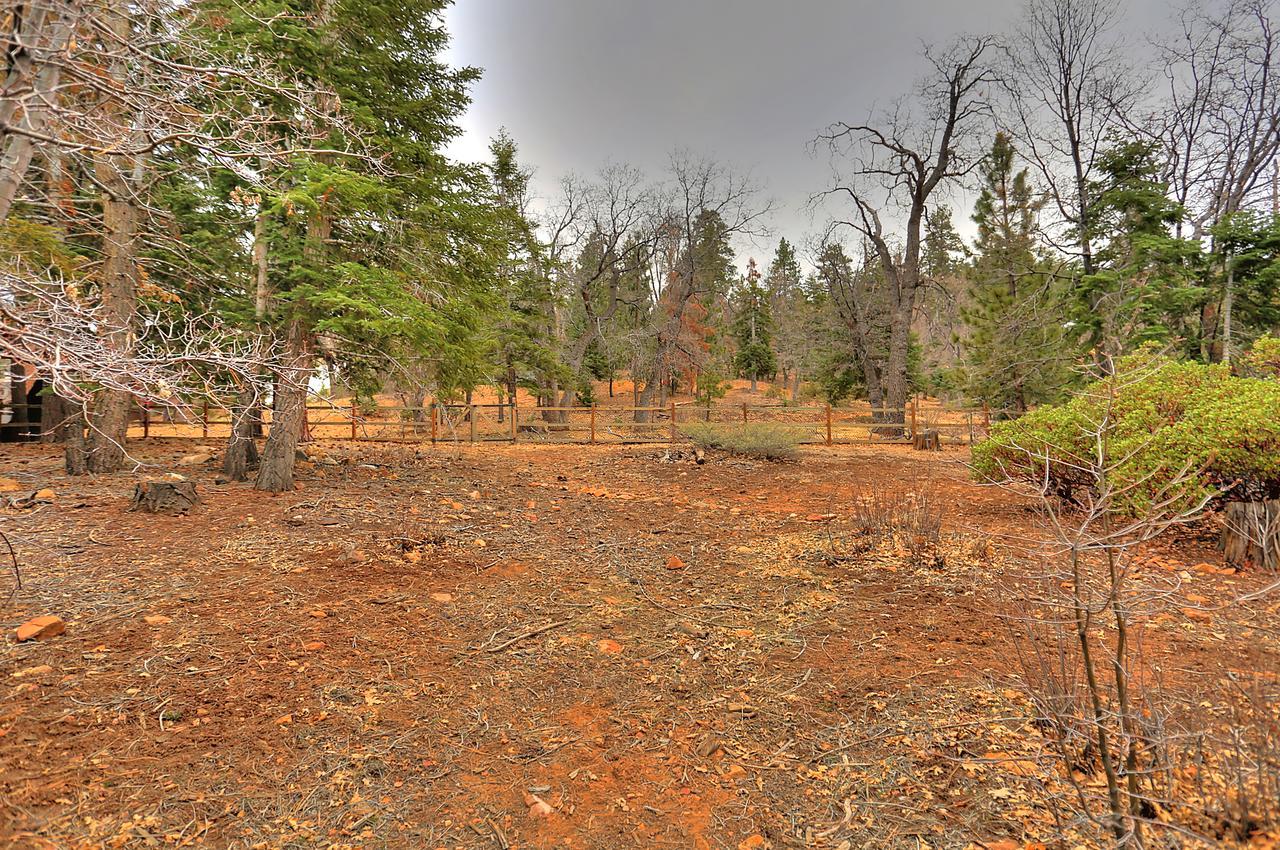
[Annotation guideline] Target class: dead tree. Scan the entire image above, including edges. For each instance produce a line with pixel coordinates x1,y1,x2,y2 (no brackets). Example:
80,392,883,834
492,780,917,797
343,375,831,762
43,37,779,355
816,36,997,433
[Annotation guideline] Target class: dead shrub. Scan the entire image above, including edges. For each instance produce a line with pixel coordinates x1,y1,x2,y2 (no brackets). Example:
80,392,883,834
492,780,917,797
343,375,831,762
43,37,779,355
845,489,946,569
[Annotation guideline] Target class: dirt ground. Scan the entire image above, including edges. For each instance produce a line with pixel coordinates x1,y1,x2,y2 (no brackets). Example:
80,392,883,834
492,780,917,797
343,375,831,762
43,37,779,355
2,439,1278,849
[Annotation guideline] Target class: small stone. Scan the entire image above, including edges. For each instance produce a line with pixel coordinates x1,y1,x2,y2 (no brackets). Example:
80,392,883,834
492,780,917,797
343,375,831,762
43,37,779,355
0,477,20,492
178,453,212,466
665,555,686,570
33,488,55,501
303,640,326,651
523,792,554,817
12,664,53,678
16,615,65,642
429,592,453,603
597,639,623,655
143,614,172,626
308,610,327,618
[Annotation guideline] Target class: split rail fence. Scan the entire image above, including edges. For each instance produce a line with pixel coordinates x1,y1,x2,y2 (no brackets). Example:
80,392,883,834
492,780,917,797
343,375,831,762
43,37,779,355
2,398,995,447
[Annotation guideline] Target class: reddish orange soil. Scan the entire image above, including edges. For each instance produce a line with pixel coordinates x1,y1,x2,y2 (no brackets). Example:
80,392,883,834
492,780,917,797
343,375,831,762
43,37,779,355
1,440,1276,849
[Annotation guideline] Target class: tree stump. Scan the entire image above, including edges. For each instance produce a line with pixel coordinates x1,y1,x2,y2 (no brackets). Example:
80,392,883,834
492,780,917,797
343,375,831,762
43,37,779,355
1221,500,1279,570
130,479,200,515
912,429,941,451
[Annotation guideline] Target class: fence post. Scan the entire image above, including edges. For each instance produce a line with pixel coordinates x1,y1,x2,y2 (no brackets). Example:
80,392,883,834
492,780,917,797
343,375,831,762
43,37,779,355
201,401,209,440
590,405,597,444
742,402,748,423
350,399,357,440
910,396,917,441
431,404,437,445
669,401,677,443
510,402,518,443
469,404,476,443
142,405,149,440
825,405,832,446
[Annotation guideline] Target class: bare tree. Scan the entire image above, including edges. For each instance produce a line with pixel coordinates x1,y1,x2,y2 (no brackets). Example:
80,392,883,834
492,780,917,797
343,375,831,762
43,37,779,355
989,374,1221,847
818,239,890,410
817,36,997,430
633,151,770,422
1153,0,1280,362
1004,0,1136,284
554,164,665,413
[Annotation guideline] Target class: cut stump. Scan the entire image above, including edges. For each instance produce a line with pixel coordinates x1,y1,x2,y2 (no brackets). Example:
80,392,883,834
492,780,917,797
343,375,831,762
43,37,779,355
912,429,941,451
130,479,200,515
1221,499,1279,570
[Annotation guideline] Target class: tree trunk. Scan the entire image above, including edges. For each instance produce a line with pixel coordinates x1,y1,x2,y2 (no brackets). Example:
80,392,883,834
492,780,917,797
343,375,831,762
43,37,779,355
0,1,72,223
3,362,29,442
225,205,270,478
64,403,87,475
1221,500,1279,571
881,290,914,434
223,387,261,481
790,369,801,402
40,391,69,443
255,322,310,492
1222,258,1234,366
85,5,141,474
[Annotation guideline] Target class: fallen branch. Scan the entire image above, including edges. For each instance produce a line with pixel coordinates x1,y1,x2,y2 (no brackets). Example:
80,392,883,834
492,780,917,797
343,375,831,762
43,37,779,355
475,618,573,653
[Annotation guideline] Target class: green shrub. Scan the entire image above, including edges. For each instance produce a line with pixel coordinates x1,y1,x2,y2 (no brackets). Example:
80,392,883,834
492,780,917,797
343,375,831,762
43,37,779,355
972,349,1280,512
1240,334,1280,379
682,421,807,460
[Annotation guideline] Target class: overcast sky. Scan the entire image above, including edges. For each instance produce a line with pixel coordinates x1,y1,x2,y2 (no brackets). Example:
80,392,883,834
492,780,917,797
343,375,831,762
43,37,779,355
443,0,1170,271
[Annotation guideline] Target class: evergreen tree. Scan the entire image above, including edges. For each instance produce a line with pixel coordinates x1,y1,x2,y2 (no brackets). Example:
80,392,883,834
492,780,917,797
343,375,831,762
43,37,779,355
175,0,504,489
962,133,1073,412
487,129,562,409
733,258,777,392
1079,139,1202,363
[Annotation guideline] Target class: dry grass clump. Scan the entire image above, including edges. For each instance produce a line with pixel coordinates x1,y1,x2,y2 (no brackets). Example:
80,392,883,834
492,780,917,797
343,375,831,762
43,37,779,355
681,421,807,460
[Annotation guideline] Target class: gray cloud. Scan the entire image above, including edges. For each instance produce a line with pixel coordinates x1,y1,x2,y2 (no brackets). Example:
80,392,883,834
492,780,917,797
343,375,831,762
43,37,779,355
444,0,1173,269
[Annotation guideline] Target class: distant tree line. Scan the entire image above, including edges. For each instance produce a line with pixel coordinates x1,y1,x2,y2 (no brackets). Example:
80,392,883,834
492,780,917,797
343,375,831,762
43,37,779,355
5,0,1280,486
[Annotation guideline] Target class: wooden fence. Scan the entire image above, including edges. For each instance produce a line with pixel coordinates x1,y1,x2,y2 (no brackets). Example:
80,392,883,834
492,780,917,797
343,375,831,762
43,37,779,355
2,398,994,447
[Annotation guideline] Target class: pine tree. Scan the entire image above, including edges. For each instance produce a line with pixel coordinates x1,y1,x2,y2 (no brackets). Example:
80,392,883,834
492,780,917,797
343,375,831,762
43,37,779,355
733,258,776,392
767,237,816,399
1079,140,1201,364
171,0,505,489
962,133,1072,412
488,130,562,412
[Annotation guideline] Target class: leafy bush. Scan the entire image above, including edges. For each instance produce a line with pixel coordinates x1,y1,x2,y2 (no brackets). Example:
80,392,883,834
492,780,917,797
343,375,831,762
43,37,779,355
682,421,807,460
972,350,1280,512
1240,334,1280,379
